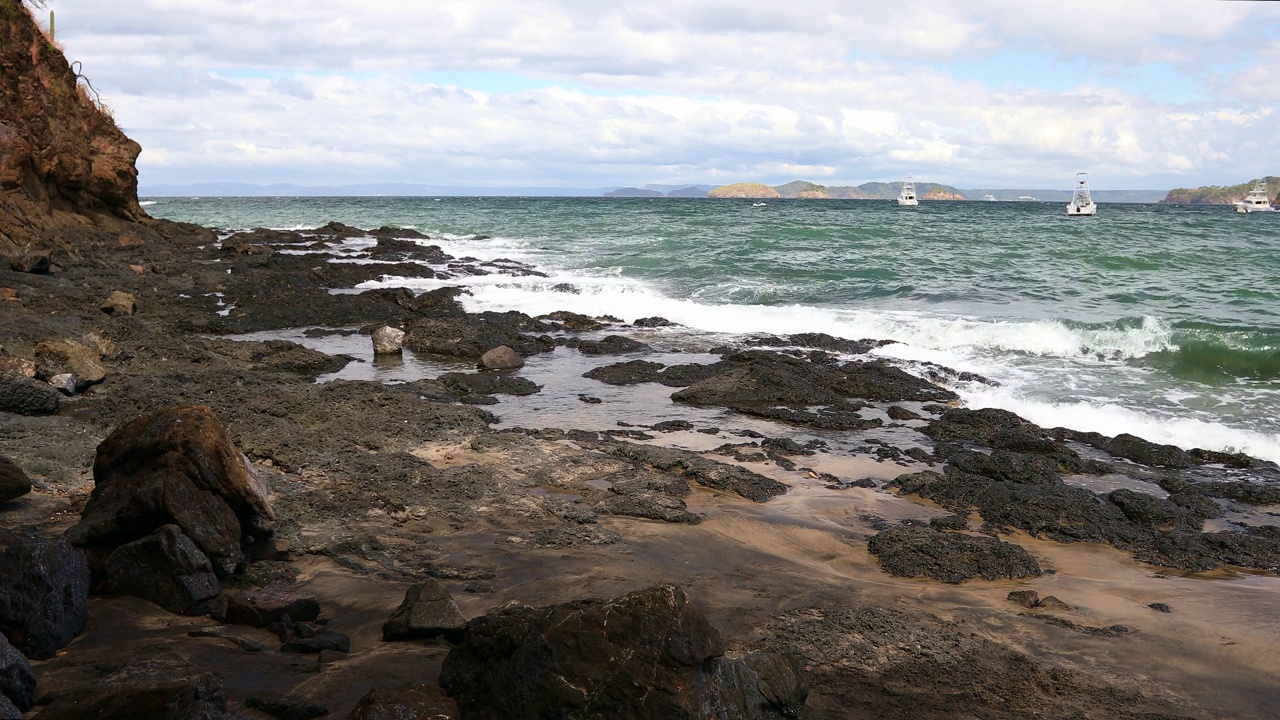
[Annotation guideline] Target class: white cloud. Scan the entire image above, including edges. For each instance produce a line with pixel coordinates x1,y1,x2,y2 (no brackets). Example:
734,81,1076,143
40,0,1280,188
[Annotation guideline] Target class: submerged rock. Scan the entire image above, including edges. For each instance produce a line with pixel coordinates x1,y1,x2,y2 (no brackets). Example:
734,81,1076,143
382,578,466,643
439,584,807,719
868,524,1042,583
67,405,276,580
0,531,90,660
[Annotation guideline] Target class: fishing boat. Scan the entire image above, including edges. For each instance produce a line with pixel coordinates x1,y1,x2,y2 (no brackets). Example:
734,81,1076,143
1066,173,1097,216
1234,179,1274,213
897,176,918,206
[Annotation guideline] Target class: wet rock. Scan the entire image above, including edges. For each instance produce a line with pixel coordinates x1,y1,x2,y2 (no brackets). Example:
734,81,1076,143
103,524,221,615
539,311,606,331
67,405,275,579
886,405,921,421
750,332,895,355
1071,431,1192,468
0,456,32,504
404,313,552,359
0,634,34,713
347,684,459,720
224,582,320,627
1148,602,1172,613
33,655,233,720
596,441,787,503
0,374,60,415
0,531,90,660
47,372,76,395
597,492,701,524
371,326,406,355
1026,615,1132,637
479,344,523,369
281,629,350,654
1037,596,1071,610
1107,489,1207,532
577,394,602,404
929,514,968,531
439,584,807,720
100,290,137,316
867,524,1042,583
247,696,329,720
577,335,651,355
382,579,466,643
633,316,673,327
583,359,666,385
505,525,621,548
8,251,50,274
34,339,106,390
650,420,693,432
1007,590,1040,608
438,372,540,397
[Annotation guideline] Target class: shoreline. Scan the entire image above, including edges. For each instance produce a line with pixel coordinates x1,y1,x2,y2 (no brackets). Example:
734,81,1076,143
3,218,1280,717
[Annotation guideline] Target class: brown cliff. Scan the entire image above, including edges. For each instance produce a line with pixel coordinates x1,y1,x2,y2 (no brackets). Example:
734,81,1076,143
1,1,145,256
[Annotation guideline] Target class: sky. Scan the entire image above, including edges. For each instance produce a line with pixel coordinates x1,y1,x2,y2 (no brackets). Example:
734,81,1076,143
40,0,1280,190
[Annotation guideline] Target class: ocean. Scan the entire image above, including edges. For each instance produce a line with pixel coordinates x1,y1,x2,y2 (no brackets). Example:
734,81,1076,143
143,196,1280,463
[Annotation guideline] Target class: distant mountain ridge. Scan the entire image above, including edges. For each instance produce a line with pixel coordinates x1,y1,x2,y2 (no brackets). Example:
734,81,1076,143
1160,177,1279,205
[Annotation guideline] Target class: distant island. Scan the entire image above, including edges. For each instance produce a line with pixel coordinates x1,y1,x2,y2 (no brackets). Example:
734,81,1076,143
1160,176,1279,205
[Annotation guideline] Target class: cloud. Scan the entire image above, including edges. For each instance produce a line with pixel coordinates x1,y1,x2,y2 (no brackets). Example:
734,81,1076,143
42,0,1280,187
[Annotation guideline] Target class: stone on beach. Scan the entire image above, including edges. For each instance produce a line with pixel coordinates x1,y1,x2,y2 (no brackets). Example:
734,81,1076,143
479,344,523,369
67,405,276,580
0,531,90,660
868,524,1042,583
32,656,233,720
0,633,35,713
439,584,807,720
0,456,32,504
0,372,61,415
100,290,137,316
7,251,50,274
103,524,222,615
34,338,107,391
0,358,34,378
371,325,406,355
224,582,321,627
47,372,76,395
381,578,466,643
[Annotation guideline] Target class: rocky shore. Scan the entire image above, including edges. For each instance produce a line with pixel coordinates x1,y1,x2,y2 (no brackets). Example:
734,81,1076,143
4,5,1280,718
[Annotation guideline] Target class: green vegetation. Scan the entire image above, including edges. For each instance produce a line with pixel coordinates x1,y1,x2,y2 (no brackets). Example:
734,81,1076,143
1161,176,1279,205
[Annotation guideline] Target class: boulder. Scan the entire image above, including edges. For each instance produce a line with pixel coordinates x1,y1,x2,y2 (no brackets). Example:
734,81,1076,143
103,525,222,615
372,326,406,355
0,358,34,378
224,582,320,627
8,251,50,274
439,584,807,720
0,693,18,719
100,290,137,316
479,345,523,370
867,524,1042,583
0,456,32,504
633,316,673,327
0,531,90,660
382,579,466,642
0,373,60,415
67,405,275,579
47,373,76,395
577,335,651,355
347,684,459,720
0,633,35,713
1007,590,1040,608
32,655,233,720
438,372,540,397
34,339,106,390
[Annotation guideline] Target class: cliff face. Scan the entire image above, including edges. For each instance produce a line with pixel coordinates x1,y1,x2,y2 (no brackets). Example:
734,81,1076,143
0,1,144,254
1160,177,1278,205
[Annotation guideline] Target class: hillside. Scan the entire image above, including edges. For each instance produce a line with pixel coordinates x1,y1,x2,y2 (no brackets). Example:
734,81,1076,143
0,0,146,255
707,182,780,199
709,180,966,200
1161,177,1279,205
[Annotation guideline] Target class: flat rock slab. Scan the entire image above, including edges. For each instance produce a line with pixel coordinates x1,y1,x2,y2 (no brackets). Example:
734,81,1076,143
868,524,1042,583
224,582,320,627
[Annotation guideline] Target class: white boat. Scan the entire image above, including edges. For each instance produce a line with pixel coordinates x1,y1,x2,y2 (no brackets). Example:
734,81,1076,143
897,176,918,206
1234,179,1274,213
752,202,767,207
1066,173,1097,216
983,194,997,202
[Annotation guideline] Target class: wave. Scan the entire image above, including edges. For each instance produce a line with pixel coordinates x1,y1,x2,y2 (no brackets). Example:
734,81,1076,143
139,200,158,206
1140,331,1280,383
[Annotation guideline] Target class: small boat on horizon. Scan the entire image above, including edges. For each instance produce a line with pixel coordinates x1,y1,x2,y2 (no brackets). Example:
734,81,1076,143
1066,173,1097,216
897,176,919,206
1234,179,1274,213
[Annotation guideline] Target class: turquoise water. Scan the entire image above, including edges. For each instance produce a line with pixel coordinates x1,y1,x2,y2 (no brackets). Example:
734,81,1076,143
143,196,1280,461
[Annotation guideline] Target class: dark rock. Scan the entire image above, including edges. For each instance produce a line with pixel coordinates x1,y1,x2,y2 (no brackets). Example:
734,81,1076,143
404,313,552,359
1105,433,1192,468
103,525,221,615
633,316,673,327
0,532,90,660
539,311,606,331
247,696,329,720
281,629,350,654
188,626,265,652
224,582,320,627
1148,602,1172,613
583,360,666,385
439,584,806,720
1007,590,1040,608
67,405,276,579
1026,615,1132,637
868,524,1042,583
0,457,32,504
32,655,233,720
929,514,968,531
0,693,18,719
479,345,523,370
438,372,540,397
577,394,602,404
650,420,693,432
596,442,787,503
0,373,60,415
1107,489,1208,532
577,335,651,355
1037,596,1071,610
382,579,466,643
347,684,459,720
597,492,701,524
0,633,35,713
